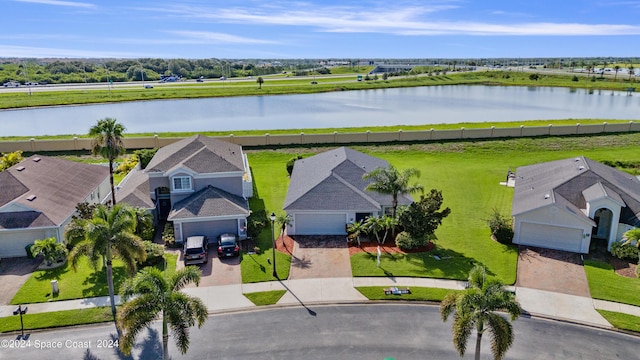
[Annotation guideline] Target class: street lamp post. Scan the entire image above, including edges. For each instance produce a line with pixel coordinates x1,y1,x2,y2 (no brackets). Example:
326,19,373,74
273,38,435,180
270,212,277,278
13,305,28,339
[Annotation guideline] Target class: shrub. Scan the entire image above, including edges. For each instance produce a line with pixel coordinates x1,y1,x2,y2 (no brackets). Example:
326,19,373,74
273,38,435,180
162,222,176,247
572,75,579,82
529,73,539,81
134,148,158,169
138,241,165,268
115,154,138,174
25,244,35,259
610,241,639,261
286,155,303,176
485,208,514,244
395,231,428,250
247,209,267,239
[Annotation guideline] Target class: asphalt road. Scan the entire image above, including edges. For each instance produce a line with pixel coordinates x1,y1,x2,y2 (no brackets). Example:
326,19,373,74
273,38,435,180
1,304,638,359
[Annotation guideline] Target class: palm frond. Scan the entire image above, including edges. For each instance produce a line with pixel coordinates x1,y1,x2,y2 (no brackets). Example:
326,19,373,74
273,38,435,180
485,312,514,360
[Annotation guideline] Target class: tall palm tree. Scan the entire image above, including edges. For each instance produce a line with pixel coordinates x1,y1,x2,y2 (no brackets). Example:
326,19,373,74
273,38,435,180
118,266,208,360
363,164,424,218
89,117,126,206
440,265,521,360
628,64,635,81
614,65,621,80
67,204,146,328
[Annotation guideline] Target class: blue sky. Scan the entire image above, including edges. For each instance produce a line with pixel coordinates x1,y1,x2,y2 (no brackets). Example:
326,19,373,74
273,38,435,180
2,0,640,59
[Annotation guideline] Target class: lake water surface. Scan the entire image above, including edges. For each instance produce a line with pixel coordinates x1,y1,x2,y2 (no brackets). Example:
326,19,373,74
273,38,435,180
1,85,639,136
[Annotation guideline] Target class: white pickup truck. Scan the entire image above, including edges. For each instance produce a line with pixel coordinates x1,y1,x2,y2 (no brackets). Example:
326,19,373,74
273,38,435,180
3,81,20,87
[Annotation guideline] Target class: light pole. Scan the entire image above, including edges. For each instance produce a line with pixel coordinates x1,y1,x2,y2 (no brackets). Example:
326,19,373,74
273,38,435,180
13,305,28,339
270,212,277,278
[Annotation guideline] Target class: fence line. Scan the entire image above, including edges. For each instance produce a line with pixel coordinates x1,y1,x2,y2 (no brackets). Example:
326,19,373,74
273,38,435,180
1,122,639,153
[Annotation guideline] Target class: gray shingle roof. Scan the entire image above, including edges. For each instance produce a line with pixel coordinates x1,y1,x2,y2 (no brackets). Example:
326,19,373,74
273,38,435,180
284,147,413,211
0,155,109,227
513,156,640,226
168,185,249,220
115,169,155,209
146,135,244,175
0,211,55,229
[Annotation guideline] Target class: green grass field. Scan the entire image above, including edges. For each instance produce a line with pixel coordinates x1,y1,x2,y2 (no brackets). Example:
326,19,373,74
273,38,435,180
584,260,640,307
597,310,640,333
244,290,287,305
0,306,115,333
11,253,177,304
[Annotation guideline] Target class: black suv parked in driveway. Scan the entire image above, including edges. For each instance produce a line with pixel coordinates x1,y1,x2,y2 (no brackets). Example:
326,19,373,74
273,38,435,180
217,233,240,258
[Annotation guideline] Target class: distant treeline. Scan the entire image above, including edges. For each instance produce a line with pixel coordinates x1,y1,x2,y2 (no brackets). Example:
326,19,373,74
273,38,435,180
0,58,315,84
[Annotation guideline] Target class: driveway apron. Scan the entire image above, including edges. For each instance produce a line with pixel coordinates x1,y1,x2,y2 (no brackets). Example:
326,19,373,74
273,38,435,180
289,236,352,280
175,248,242,287
516,246,591,297
0,257,38,305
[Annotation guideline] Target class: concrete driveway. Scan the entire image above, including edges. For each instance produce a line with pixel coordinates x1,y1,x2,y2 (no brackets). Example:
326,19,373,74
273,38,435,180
0,257,38,305
516,246,591,297
288,236,352,280
174,248,242,287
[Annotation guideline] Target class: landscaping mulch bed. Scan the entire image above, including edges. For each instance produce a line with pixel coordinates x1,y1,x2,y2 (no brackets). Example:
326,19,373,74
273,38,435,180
610,257,637,278
348,239,434,256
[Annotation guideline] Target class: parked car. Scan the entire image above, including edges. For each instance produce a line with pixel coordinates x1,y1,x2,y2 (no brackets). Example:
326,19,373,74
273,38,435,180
144,84,154,89
217,233,240,258
3,81,20,87
184,235,208,265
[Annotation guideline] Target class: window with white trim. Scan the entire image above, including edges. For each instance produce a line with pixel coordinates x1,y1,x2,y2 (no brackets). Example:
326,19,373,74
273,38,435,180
172,176,192,191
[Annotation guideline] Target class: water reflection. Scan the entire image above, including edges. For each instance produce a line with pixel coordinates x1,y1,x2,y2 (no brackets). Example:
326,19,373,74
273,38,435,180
0,85,638,136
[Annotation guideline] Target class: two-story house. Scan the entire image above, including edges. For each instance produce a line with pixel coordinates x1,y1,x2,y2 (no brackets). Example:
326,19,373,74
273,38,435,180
117,135,252,243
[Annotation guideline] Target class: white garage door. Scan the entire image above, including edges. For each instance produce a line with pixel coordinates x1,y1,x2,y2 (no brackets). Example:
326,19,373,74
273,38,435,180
0,229,47,258
295,214,346,235
519,222,583,253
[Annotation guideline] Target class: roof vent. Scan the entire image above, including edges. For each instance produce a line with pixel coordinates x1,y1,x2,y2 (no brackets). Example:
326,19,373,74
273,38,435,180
578,166,585,170
16,166,25,171
575,158,580,162
33,157,41,162
544,194,550,199
26,194,37,201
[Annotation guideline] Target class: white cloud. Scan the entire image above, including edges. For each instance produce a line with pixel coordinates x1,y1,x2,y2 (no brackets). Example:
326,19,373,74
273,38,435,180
148,2,640,36
164,31,280,45
14,0,96,8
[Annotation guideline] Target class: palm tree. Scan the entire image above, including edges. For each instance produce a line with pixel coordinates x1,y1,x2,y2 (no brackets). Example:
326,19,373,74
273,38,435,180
118,266,207,360
67,204,146,328
440,265,521,360
364,216,384,244
89,117,126,206
363,164,424,219
347,219,365,245
622,228,640,249
30,237,67,266
614,65,621,80
628,64,635,81
256,76,264,89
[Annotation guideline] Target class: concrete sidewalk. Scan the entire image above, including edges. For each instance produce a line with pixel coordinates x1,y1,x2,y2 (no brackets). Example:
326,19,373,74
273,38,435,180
4,277,640,330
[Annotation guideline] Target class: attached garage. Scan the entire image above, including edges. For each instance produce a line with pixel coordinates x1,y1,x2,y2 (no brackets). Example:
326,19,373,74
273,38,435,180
294,213,347,235
518,222,584,253
0,228,49,258
177,219,240,243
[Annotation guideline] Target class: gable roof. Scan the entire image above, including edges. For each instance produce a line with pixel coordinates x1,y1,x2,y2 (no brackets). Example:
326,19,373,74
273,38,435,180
115,169,154,209
284,147,413,211
0,155,109,227
512,156,640,225
146,135,244,175
168,185,249,220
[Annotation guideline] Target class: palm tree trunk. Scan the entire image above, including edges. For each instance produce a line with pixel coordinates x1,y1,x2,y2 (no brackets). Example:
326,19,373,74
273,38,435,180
105,245,119,336
162,315,169,360
109,159,117,206
475,324,484,360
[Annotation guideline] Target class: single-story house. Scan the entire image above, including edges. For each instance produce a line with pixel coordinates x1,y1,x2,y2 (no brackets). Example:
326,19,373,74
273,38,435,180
0,155,110,257
512,156,640,253
283,147,413,236
117,135,252,243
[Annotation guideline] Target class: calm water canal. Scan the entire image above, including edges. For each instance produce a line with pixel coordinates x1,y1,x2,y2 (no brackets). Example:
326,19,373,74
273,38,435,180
1,85,639,136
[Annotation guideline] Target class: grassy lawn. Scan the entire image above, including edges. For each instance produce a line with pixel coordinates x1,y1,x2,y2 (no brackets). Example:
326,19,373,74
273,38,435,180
584,260,640,307
356,286,462,302
0,306,115,333
597,310,640,333
244,290,287,306
11,252,178,305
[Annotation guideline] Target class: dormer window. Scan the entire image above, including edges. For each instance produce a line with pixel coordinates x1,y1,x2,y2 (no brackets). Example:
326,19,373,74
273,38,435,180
173,176,192,191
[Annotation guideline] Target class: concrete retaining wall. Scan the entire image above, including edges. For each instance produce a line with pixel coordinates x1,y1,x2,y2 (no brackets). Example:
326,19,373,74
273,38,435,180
1,122,638,153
